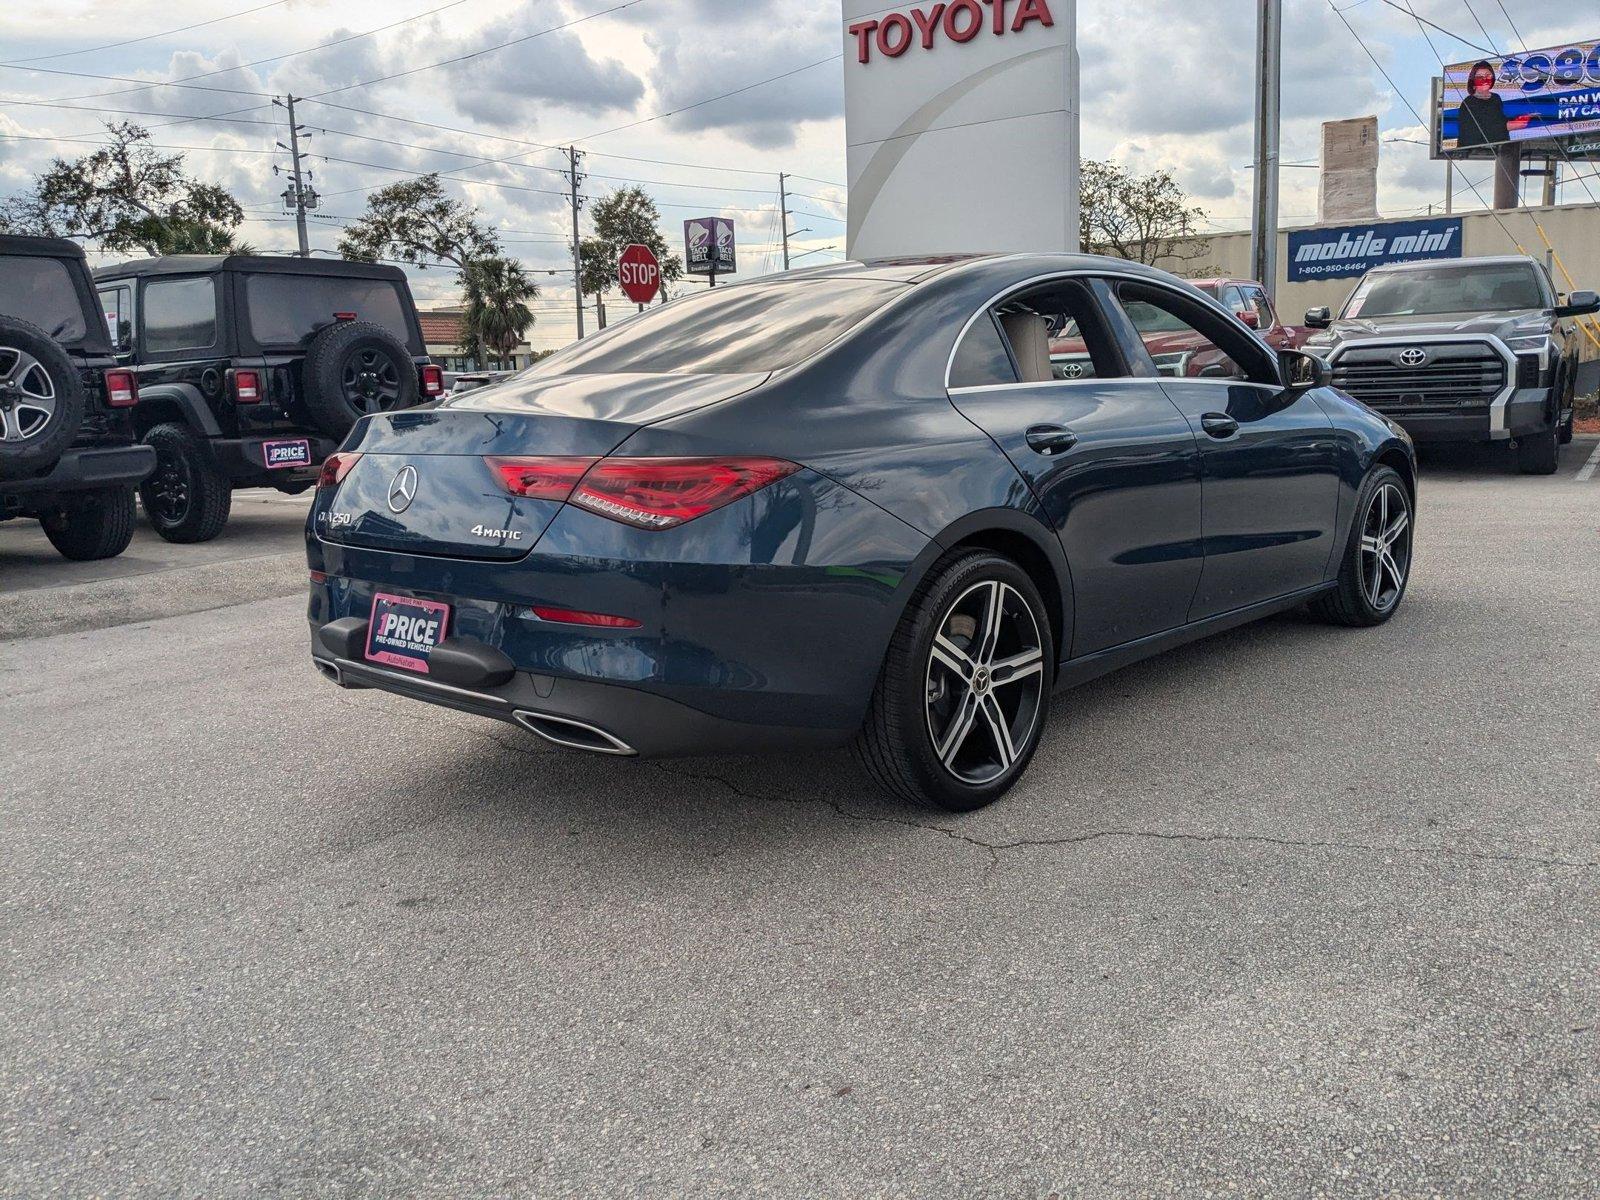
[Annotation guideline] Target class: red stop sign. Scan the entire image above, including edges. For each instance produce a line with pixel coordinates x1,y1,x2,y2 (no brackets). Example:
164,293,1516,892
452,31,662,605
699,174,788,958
617,243,661,305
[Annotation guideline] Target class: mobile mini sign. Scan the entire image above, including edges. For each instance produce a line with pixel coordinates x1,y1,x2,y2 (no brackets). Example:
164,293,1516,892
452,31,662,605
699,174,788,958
1287,218,1464,282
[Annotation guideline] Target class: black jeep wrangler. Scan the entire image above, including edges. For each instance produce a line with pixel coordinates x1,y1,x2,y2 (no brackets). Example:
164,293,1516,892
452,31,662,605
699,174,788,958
93,255,442,542
1,235,155,560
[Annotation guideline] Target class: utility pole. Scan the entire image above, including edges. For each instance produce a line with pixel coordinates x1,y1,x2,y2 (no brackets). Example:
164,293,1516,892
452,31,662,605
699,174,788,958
565,146,586,339
778,173,791,271
1542,157,1559,208
1444,159,1454,214
274,95,315,257
1249,0,1282,301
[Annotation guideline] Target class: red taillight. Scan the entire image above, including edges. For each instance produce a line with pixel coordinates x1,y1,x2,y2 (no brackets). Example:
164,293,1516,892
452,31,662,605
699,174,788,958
572,457,801,530
484,455,799,530
103,369,137,407
527,605,641,629
420,363,445,397
231,369,262,403
334,311,357,322
309,570,327,584
317,451,361,490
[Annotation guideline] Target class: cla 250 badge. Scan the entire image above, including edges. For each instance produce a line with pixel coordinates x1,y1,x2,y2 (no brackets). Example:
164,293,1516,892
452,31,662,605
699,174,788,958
472,524,521,540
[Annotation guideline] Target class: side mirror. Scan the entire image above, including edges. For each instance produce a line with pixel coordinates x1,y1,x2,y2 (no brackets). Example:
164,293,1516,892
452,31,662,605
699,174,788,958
1279,348,1331,391
1234,308,1260,330
1554,289,1598,317
1304,306,1332,329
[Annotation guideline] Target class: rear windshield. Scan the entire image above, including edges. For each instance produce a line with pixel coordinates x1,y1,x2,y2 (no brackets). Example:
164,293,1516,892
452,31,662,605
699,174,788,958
0,256,88,343
1345,263,1548,318
244,273,414,348
531,278,908,376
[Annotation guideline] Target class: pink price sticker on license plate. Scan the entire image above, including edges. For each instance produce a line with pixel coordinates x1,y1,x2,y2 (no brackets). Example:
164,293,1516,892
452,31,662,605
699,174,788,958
262,438,312,470
365,593,451,674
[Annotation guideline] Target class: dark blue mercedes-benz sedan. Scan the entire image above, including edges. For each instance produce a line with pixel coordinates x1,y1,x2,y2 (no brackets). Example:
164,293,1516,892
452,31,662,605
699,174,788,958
307,253,1415,810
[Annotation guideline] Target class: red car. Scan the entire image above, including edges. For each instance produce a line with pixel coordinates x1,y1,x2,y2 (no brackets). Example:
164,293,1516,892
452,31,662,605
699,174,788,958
1049,276,1307,380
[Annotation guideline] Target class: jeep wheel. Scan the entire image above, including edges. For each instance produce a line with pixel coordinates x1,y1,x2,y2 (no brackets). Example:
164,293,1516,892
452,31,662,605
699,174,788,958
41,486,136,561
140,422,231,543
303,321,418,439
0,315,86,482
1515,425,1559,475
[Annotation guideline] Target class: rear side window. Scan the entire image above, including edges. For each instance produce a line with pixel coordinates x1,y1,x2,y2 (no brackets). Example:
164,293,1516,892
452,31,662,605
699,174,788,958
98,284,133,351
950,314,1018,388
532,278,907,376
245,274,413,348
0,256,87,343
142,276,217,353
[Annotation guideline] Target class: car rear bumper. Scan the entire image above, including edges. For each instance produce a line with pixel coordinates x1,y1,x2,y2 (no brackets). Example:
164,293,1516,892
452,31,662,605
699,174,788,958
0,443,156,496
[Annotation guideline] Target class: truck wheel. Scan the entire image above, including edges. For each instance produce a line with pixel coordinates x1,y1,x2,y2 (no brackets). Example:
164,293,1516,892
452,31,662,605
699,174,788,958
0,315,86,482
41,486,137,561
1310,465,1413,627
1515,426,1559,475
303,321,419,439
140,422,232,543
1557,370,1575,445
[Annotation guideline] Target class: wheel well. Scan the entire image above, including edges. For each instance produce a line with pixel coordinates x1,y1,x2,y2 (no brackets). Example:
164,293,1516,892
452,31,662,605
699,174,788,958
133,400,191,438
947,528,1066,667
1374,446,1414,503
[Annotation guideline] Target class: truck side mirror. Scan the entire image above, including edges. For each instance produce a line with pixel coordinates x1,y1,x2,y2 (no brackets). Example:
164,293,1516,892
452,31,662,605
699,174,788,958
1304,306,1332,329
1554,289,1598,317
1234,308,1260,330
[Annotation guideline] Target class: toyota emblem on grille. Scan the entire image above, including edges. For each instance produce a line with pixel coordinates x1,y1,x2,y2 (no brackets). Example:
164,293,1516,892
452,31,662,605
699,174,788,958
387,465,419,513
1397,347,1429,367
1062,361,1086,379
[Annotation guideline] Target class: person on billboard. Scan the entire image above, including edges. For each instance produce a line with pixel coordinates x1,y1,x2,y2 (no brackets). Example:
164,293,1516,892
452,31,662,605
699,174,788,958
1455,61,1533,148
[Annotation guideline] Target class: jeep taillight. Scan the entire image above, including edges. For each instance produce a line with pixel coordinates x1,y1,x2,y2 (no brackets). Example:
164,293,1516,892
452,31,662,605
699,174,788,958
317,452,362,490
421,364,445,397
231,369,262,403
103,369,137,407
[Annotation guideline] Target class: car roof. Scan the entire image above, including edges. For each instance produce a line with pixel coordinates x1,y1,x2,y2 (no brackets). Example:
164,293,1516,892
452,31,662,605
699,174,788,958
768,252,1208,287
93,253,410,283
0,234,90,260
1368,254,1541,274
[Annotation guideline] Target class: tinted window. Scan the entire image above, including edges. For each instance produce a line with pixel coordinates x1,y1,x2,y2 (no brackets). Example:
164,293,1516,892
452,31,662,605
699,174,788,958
1345,263,1547,318
143,276,217,353
950,313,1017,388
531,278,906,376
1005,279,1124,383
1241,285,1276,327
0,257,87,343
245,274,412,347
1115,282,1276,383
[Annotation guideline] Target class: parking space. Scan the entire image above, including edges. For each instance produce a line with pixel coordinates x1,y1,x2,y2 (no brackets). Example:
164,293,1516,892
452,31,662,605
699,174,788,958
2,441,1597,1195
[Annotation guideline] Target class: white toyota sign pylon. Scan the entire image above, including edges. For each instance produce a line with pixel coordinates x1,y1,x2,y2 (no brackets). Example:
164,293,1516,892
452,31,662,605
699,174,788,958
842,0,1080,260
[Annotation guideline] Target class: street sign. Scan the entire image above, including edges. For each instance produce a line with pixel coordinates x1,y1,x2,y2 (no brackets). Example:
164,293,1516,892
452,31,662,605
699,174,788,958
684,217,736,276
617,243,661,305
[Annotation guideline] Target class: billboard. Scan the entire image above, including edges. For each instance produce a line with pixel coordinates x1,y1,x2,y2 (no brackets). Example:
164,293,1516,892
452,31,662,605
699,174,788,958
1287,217,1463,282
1437,37,1600,154
843,0,1079,259
684,217,736,276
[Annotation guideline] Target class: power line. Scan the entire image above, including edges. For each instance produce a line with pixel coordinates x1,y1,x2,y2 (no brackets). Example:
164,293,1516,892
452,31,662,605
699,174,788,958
0,62,269,99
0,0,292,65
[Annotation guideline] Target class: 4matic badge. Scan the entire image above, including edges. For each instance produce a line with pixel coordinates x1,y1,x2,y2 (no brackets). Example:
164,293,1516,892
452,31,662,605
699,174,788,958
472,524,522,541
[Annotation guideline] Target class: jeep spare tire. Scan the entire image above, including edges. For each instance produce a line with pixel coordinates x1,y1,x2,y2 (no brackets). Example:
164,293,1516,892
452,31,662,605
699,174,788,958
0,315,86,482
302,320,418,438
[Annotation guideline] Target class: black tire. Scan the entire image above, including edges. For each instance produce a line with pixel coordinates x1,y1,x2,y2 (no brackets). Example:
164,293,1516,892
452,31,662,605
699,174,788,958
41,486,136,561
139,422,232,543
302,321,419,439
854,551,1054,812
1515,425,1559,475
0,315,86,482
1309,465,1413,627
1557,369,1575,445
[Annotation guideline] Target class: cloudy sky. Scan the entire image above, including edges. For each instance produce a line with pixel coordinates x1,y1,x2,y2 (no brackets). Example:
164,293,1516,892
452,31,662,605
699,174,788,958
2,0,1595,346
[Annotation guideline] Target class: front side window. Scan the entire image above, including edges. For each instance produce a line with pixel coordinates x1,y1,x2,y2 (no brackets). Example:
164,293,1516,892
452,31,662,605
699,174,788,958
0,256,87,344
245,274,413,348
1344,263,1548,318
530,277,907,376
142,276,217,353
1114,282,1276,383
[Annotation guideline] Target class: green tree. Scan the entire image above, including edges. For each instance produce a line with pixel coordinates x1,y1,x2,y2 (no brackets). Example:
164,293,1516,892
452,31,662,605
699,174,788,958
338,174,500,270
578,187,683,305
0,122,247,254
1080,159,1210,269
461,257,538,369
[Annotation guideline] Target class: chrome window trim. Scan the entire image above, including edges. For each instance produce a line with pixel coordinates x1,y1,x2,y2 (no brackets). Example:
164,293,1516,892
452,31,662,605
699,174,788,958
1324,333,1519,438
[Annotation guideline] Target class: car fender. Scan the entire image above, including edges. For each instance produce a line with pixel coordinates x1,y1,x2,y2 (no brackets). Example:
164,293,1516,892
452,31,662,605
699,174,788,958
133,382,223,437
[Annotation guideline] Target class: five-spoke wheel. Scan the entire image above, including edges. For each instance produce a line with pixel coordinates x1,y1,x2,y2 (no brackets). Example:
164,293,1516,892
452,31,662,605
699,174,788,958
1358,480,1411,615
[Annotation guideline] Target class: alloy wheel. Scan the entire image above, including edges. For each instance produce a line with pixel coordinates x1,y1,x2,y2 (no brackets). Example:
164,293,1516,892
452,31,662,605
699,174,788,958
1358,482,1411,613
341,348,403,413
0,346,58,442
924,579,1046,786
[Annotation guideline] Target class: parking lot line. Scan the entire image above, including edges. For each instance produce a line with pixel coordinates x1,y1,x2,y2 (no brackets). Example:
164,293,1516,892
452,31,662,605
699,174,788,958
1577,440,1600,483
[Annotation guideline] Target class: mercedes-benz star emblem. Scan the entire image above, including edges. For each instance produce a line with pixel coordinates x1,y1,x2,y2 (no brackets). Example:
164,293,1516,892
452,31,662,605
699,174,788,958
1398,347,1429,367
387,465,419,514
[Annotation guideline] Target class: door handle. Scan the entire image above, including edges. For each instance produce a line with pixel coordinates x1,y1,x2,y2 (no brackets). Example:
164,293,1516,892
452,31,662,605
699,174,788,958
1200,413,1239,439
1025,424,1079,456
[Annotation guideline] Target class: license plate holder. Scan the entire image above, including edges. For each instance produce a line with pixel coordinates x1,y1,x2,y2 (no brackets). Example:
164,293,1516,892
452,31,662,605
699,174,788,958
263,438,313,470
365,592,451,674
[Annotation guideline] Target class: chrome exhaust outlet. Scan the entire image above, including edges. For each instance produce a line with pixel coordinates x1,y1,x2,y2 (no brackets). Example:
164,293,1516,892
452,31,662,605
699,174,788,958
513,710,637,756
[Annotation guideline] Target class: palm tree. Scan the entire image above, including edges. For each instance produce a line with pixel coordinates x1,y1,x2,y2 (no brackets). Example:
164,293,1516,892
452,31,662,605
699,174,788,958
461,257,537,369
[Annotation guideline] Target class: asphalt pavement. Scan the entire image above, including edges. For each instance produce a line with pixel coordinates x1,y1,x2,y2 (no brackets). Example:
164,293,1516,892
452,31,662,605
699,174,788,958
3,443,1598,1197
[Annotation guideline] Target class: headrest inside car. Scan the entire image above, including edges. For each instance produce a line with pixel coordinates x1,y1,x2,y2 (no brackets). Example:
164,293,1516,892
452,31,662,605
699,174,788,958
999,311,1052,384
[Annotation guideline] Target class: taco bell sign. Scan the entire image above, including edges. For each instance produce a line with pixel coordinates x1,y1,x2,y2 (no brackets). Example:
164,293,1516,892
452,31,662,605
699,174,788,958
843,0,1080,259
1287,217,1464,282
684,217,736,276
